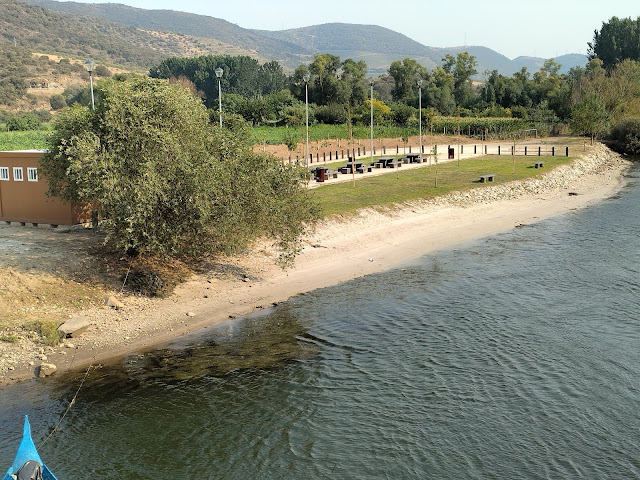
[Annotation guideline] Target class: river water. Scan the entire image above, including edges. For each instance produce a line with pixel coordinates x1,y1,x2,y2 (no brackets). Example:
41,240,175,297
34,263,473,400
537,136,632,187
1,165,639,479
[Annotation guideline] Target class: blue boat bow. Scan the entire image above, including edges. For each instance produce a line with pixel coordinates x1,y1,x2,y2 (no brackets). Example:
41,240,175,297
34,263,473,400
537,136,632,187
3,416,57,480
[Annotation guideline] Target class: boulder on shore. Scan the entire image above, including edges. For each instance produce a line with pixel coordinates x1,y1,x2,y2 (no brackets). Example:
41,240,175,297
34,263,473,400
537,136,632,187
58,316,91,338
38,363,57,378
105,296,125,309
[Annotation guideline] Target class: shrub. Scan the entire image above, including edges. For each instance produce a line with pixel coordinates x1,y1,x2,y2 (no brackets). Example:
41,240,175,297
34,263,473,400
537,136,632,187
41,77,318,266
607,117,640,155
481,104,512,118
314,103,346,125
62,84,89,107
95,65,112,77
5,113,41,131
511,106,528,119
0,333,18,343
50,93,67,110
389,103,416,127
125,269,174,297
34,109,52,123
23,320,63,346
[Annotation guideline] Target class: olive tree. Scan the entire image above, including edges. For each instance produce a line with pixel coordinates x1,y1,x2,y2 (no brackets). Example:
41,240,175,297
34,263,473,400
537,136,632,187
40,76,317,265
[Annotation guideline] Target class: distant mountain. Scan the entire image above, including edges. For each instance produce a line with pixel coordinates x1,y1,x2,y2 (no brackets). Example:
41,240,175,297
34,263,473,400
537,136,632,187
19,0,312,66
511,54,589,75
17,0,588,75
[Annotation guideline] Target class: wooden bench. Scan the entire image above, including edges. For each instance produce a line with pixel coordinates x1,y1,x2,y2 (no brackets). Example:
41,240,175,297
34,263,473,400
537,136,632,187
534,161,544,169
479,174,495,183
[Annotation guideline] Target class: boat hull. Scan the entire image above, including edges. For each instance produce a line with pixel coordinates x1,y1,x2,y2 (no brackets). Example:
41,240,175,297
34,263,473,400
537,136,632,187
3,416,58,480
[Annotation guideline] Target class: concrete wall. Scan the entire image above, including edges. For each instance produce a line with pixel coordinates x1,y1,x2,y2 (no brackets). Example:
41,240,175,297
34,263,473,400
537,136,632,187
0,151,90,226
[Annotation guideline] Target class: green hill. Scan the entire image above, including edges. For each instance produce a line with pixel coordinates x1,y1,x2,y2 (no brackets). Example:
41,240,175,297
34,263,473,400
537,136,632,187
18,0,588,75
0,0,203,68
20,0,312,66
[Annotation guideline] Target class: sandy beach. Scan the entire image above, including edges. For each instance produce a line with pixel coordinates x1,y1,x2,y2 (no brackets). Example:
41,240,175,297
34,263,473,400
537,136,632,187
0,142,632,384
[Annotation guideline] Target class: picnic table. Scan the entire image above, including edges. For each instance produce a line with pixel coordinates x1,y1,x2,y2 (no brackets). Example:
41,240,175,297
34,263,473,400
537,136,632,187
373,157,403,168
339,161,366,174
405,153,422,163
479,174,495,183
372,157,391,168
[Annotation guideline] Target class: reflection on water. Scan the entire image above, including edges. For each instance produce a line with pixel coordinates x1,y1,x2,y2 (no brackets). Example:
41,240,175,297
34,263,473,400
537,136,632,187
52,305,321,394
124,305,320,383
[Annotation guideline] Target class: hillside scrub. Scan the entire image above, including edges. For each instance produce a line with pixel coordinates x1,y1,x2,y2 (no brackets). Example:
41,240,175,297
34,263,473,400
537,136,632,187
39,76,318,266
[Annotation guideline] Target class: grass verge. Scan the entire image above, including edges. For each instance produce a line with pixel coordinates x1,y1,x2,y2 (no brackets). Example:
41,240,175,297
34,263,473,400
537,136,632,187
311,155,574,216
23,319,64,346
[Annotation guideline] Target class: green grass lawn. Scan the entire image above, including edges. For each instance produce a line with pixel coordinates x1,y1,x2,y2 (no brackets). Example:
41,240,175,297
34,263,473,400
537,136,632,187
311,155,573,217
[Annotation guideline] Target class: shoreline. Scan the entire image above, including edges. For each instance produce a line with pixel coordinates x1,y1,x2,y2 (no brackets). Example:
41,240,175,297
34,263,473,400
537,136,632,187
0,143,633,385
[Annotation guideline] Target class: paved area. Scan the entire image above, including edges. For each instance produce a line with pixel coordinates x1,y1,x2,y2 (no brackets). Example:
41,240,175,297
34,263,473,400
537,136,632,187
307,142,498,188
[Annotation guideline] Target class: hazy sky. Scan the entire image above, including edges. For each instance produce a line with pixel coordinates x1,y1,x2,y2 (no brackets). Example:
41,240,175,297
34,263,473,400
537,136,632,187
83,0,638,59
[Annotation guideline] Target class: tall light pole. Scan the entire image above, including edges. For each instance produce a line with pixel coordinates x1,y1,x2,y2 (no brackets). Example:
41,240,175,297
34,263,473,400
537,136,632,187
215,67,223,127
370,77,374,166
84,60,95,111
303,73,310,168
417,79,422,160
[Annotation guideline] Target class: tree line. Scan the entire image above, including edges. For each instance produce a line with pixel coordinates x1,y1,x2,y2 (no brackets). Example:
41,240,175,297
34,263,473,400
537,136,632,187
144,28,631,145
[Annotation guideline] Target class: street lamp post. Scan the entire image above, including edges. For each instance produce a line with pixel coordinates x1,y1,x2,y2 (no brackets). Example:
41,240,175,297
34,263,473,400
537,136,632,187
215,67,223,127
417,79,422,160
303,73,310,169
84,60,95,111
370,78,374,166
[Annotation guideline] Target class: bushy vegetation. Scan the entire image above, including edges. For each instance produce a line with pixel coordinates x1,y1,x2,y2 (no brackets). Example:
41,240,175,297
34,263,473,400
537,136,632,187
40,76,318,265
23,320,64,346
0,130,49,150
608,117,640,155
0,110,51,132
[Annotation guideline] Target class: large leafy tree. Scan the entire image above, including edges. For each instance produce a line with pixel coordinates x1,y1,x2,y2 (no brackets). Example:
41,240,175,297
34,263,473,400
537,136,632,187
338,58,368,107
424,67,455,115
588,16,640,69
388,58,427,103
40,76,317,264
441,52,478,106
149,55,287,109
570,92,610,143
308,53,341,105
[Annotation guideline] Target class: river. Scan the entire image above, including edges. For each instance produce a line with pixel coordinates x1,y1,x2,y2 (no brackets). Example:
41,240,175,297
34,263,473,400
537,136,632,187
1,165,639,479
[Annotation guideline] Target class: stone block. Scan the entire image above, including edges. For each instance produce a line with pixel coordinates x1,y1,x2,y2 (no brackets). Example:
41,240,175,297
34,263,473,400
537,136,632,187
58,316,91,338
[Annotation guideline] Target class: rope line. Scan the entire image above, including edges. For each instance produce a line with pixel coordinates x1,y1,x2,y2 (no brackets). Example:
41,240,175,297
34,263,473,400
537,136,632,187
39,352,94,449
